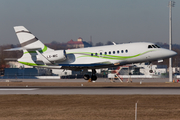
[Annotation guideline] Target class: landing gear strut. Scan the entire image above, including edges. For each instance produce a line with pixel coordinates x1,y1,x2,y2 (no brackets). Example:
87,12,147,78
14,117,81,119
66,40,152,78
148,62,153,73
91,69,97,81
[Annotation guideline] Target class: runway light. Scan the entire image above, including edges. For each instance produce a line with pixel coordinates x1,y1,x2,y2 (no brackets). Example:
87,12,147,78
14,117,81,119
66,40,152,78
140,81,142,84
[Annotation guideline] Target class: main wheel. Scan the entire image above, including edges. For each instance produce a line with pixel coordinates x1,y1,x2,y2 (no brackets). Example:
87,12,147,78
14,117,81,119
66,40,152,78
91,75,97,81
83,74,90,80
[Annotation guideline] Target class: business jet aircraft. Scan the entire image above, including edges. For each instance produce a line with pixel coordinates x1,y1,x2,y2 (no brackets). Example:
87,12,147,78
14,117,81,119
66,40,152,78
5,26,177,81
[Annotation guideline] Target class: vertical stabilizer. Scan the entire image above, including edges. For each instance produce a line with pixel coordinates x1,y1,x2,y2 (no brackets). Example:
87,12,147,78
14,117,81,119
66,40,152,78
14,26,54,66
14,26,54,54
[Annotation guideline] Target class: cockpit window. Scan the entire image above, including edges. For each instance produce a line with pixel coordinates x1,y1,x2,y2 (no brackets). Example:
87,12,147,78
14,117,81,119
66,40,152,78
148,45,152,48
148,44,160,49
152,45,156,48
155,44,160,48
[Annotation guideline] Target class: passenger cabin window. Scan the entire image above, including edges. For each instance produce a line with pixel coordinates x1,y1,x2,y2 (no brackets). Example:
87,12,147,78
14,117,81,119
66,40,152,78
109,51,111,54
91,53,93,56
117,50,119,54
125,50,128,53
113,51,115,54
100,52,102,55
95,53,98,56
121,50,124,53
104,52,107,55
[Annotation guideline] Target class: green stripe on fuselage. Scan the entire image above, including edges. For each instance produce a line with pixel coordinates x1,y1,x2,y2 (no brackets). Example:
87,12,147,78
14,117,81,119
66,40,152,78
67,50,155,60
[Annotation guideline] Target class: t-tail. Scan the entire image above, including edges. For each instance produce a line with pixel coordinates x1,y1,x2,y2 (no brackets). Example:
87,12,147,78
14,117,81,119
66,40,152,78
14,26,54,53
8,26,56,66
5,26,66,68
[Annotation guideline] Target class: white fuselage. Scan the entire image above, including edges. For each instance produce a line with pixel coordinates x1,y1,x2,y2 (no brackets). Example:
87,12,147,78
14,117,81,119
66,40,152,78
53,42,176,70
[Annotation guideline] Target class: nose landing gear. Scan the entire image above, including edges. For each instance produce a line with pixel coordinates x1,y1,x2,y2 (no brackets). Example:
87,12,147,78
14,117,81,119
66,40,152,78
148,62,153,73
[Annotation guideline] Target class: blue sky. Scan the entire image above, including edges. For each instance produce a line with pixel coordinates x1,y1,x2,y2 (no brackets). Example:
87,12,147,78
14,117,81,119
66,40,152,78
0,0,179,45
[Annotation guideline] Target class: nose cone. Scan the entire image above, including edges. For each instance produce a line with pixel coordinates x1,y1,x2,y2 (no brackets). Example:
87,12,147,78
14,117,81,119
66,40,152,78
168,50,177,57
151,49,177,60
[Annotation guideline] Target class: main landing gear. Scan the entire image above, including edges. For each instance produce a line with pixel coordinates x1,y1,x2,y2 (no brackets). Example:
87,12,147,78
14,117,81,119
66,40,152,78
83,69,97,81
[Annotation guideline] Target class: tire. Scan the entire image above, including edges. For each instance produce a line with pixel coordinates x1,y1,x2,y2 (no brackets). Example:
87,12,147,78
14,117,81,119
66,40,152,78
83,75,90,80
91,75,97,81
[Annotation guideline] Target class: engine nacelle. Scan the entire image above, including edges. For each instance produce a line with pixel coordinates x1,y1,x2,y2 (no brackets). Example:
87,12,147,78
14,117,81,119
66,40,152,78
40,50,67,62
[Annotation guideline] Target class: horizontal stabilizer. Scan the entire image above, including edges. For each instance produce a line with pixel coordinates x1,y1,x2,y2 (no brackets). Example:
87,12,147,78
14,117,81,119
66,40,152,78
4,47,41,51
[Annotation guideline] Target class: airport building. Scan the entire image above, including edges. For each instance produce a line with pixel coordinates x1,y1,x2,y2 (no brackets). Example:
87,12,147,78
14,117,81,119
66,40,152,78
67,37,92,48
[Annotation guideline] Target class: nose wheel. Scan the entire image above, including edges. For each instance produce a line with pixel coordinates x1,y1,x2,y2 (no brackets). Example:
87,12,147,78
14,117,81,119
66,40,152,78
148,62,153,73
